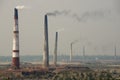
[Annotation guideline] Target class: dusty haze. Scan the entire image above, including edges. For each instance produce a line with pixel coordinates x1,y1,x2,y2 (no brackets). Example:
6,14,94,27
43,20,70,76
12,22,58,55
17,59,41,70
0,0,120,56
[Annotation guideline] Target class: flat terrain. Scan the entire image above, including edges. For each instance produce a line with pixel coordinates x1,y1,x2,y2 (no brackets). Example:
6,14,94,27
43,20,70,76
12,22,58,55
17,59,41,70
0,60,120,80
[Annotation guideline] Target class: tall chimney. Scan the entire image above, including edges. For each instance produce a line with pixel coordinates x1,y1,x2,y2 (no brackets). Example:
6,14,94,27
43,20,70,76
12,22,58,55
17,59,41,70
43,15,49,67
83,46,85,62
70,40,79,62
70,43,73,62
12,8,20,69
53,32,58,66
114,45,117,60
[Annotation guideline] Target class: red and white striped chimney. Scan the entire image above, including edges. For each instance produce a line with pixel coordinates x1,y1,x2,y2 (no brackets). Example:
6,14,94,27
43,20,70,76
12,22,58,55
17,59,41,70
12,8,20,69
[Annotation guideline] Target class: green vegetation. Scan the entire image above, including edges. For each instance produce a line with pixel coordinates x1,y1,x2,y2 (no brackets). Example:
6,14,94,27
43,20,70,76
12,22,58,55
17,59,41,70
0,67,120,80
52,70,119,80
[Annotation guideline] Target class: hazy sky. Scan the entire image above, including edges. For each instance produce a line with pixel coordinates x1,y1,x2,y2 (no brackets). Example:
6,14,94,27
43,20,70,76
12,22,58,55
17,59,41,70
0,0,120,56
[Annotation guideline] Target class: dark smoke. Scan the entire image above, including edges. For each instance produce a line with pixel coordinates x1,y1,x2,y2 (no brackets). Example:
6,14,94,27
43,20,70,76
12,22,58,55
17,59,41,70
46,9,110,22
46,10,71,16
72,10,111,22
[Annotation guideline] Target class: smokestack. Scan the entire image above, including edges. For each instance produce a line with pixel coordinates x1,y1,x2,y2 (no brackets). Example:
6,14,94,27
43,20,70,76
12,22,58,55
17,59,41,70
12,8,20,69
70,40,79,62
83,46,85,62
43,15,49,67
114,45,117,60
70,43,73,62
53,32,58,66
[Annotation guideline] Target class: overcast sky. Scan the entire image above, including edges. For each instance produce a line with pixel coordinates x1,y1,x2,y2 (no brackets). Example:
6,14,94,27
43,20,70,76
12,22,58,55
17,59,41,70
0,0,120,56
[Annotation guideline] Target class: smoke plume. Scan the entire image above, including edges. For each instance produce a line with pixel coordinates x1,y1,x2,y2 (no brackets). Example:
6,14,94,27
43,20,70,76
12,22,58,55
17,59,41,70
46,9,110,22
16,5,25,10
72,10,111,22
46,10,71,16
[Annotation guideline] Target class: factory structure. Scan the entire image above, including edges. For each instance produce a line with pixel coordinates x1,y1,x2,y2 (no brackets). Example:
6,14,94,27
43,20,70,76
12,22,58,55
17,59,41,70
11,7,80,69
12,9,52,68
8,7,119,69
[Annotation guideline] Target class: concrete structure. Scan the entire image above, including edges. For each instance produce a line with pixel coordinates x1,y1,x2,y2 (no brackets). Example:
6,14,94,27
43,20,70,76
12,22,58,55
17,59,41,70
83,46,85,62
70,43,73,62
70,40,79,62
114,45,117,60
53,32,58,66
43,15,49,67
12,8,20,69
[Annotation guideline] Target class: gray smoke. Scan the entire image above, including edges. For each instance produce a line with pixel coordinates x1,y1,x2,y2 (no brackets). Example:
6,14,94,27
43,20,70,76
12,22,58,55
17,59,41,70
72,10,111,22
47,9,110,22
46,10,71,16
